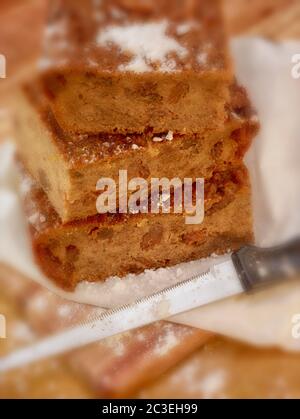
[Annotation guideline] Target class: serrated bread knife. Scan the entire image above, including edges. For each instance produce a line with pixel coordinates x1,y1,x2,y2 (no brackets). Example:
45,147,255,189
0,238,299,373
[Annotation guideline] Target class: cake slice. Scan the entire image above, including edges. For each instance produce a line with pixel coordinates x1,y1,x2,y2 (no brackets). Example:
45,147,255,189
38,0,233,135
20,165,253,290
14,83,258,223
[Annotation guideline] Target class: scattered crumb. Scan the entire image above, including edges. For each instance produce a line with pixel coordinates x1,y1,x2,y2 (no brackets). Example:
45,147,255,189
153,131,173,142
27,213,38,225
231,111,242,120
166,131,173,141
152,136,164,142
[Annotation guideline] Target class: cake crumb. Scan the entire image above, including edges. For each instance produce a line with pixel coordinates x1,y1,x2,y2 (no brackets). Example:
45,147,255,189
166,130,173,141
153,136,164,142
231,111,242,120
28,213,40,225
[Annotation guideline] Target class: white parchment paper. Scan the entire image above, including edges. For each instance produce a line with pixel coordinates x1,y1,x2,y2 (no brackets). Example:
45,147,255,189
1,38,300,350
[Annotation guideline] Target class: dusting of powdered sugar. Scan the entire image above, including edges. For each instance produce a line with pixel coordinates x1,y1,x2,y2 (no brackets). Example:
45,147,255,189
154,325,179,356
76,254,229,309
28,212,46,226
44,20,67,39
97,20,188,72
176,21,198,36
43,15,69,54
40,12,73,70
197,370,228,398
197,51,208,66
103,334,126,357
160,358,228,398
38,57,68,71
152,131,173,143
165,131,173,141
19,174,35,197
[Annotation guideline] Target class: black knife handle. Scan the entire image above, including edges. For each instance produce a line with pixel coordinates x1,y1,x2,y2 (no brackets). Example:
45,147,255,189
231,237,300,291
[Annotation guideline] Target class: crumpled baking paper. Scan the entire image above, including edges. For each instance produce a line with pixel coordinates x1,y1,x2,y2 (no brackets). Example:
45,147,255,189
1,37,300,351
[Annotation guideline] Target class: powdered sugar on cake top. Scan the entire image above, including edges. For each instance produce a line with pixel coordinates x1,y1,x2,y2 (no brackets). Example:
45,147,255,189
44,20,67,39
97,20,188,72
197,51,208,66
176,21,198,36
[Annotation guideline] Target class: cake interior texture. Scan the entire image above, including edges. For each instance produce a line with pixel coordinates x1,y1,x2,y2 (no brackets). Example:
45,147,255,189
14,83,258,222
40,0,232,134
21,165,253,290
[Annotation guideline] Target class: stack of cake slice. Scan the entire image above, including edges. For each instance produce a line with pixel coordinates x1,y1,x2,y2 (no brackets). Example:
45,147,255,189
14,0,259,290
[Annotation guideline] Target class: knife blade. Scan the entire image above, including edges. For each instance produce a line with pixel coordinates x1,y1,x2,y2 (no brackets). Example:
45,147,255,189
0,238,299,373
